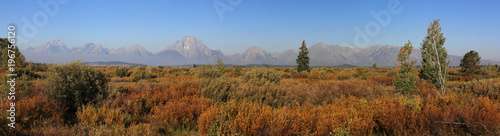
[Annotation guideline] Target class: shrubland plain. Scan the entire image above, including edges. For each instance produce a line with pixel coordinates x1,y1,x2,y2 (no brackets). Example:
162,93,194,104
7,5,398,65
0,61,499,135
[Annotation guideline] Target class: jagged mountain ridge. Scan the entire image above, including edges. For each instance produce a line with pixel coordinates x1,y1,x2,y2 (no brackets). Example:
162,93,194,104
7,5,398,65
162,36,229,63
22,36,499,66
26,38,70,53
230,46,278,65
108,44,153,56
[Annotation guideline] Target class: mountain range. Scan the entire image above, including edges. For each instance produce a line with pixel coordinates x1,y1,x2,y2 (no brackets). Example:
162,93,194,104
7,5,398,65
22,36,499,67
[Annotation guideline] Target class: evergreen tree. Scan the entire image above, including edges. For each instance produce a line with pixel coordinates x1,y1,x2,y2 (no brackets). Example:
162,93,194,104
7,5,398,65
296,40,310,73
418,19,449,97
394,40,417,93
372,62,377,69
459,50,481,75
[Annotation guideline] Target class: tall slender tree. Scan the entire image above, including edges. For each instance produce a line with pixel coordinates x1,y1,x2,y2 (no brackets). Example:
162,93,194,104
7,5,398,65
418,19,449,98
394,40,417,93
296,40,310,73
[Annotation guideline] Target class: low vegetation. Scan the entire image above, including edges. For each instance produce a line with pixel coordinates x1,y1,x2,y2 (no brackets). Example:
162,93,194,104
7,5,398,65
1,61,499,135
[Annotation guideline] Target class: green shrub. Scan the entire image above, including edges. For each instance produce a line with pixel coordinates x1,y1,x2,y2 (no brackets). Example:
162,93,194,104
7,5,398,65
241,68,281,86
129,66,153,82
168,67,190,76
216,58,226,74
233,66,242,76
196,64,223,79
48,61,108,114
323,67,335,73
115,66,130,78
200,77,238,103
356,66,368,80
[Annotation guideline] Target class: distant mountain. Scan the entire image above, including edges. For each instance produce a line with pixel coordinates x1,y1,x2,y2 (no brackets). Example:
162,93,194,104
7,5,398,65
84,61,145,66
155,49,186,60
26,38,70,53
230,46,278,65
305,44,409,67
163,36,228,63
273,49,298,65
109,44,152,56
71,43,109,54
21,36,500,66
108,47,127,55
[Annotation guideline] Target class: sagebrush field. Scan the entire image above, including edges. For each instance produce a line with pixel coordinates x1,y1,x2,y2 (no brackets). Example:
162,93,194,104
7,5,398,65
1,61,499,135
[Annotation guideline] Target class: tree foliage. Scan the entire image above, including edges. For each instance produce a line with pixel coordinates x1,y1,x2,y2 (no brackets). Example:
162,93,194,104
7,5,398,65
394,40,417,93
296,40,310,73
418,19,449,97
0,38,27,74
459,50,481,76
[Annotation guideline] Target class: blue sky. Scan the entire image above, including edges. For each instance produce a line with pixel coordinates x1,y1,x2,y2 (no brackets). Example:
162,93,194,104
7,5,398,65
2,0,500,60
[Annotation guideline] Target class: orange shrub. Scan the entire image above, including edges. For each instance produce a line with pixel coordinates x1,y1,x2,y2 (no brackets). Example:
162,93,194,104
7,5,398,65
199,98,377,136
372,97,427,135
110,75,200,116
460,97,500,135
369,75,395,86
448,78,500,100
77,104,125,126
309,79,394,105
198,100,273,135
0,95,64,133
151,96,212,129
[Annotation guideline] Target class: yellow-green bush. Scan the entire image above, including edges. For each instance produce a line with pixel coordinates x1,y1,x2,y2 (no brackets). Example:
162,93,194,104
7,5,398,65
241,68,281,86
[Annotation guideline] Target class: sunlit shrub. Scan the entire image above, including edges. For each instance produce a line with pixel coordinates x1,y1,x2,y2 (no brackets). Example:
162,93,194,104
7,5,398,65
151,97,212,130
129,66,154,82
372,97,425,135
232,66,241,77
198,100,273,136
168,67,191,76
29,124,74,136
356,66,369,80
111,76,199,116
337,68,355,80
448,78,500,100
241,68,281,86
47,61,108,115
196,64,223,79
199,77,238,103
0,95,64,133
126,123,158,136
309,79,394,105
77,104,125,126
308,69,327,80
369,75,394,86
115,66,130,78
